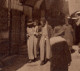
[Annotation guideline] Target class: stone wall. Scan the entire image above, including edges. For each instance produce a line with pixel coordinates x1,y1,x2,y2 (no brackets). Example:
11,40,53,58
0,8,24,55
0,3,9,55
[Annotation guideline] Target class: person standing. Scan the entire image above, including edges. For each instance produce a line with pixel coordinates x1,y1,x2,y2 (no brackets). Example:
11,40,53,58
33,19,39,60
63,17,74,50
50,27,71,71
39,17,50,65
26,20,38,63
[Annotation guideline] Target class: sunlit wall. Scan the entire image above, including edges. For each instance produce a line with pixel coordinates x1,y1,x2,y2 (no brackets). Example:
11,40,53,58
68,0,80,15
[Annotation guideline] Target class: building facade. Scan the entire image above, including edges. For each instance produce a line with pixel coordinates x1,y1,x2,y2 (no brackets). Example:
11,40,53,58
0,0,80,55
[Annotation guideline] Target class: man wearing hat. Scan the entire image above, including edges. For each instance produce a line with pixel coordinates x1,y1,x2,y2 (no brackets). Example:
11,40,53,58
26,19,38,63
50,26,71,71
39,17,50,65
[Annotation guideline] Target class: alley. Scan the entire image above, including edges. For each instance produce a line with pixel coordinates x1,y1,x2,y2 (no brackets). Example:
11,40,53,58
2,45,80,71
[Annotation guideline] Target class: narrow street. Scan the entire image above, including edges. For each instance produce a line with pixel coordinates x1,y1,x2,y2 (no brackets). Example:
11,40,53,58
2,45,80,71
0,0,80,71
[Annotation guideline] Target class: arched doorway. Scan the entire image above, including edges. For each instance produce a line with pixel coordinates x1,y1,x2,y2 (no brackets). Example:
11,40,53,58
19,0,69,54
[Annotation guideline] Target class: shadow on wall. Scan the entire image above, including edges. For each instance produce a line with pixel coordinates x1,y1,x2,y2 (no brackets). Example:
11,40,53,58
2,55,29,71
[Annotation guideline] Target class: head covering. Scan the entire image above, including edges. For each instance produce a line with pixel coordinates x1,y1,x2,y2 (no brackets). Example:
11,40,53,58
76,11,80,14
71,17,78,20
67,16,70,19
27,19,33,25
27,19,34,28
54,26,64,36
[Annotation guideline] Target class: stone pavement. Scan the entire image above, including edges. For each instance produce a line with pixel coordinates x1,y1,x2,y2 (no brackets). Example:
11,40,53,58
2,45,80,71
68,45,80,71
16,60,50,71
16,45,80,71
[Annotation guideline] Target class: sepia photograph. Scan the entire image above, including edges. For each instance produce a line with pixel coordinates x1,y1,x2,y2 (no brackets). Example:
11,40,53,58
0,0,80,71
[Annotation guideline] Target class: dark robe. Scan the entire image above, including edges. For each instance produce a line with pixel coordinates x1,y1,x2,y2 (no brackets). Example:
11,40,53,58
75,25,80,44
50,38,71,71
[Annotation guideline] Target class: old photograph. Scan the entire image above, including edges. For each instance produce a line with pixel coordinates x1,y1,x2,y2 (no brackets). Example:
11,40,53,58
0,0,80,71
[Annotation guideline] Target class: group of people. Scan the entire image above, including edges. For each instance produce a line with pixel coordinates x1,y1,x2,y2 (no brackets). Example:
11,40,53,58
26,17,51,65
26,17,72,71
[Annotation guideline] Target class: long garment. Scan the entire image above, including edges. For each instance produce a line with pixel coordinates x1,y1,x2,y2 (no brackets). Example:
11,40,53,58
34,26,38,58
75,25,80,44
50,36,71,71
40,22,51,61
27,26,38,59
63,24,74,47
